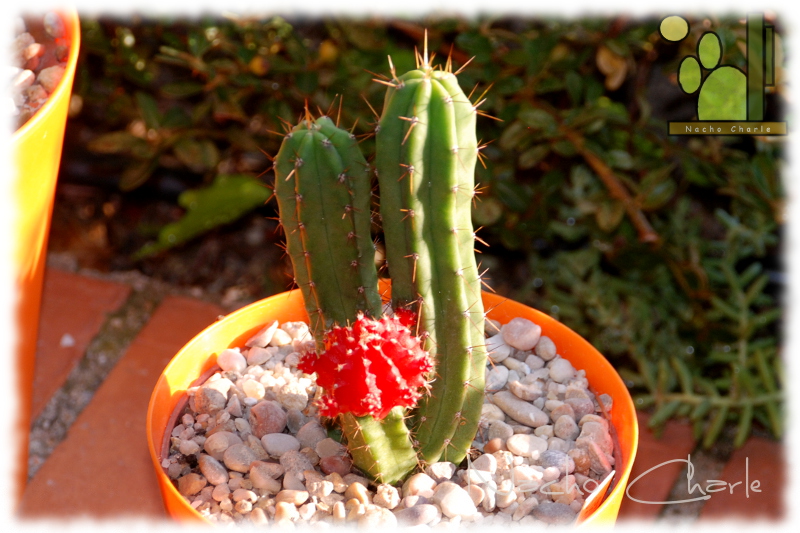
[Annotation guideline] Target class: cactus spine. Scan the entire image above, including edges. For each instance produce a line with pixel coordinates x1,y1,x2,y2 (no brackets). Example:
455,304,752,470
274,114,418,484
376,54,488,464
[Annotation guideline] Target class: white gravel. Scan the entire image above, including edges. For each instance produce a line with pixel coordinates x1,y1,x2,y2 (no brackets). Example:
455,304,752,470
164,315,616,528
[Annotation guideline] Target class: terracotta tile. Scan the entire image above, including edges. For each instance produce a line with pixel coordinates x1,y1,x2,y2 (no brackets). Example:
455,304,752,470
31,269,131,418
18,296,224,519
699,435,785,521
617,411,696,521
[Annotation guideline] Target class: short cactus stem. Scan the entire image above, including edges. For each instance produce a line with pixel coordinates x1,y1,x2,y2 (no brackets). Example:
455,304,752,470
275,114,425,484
341,409,418,486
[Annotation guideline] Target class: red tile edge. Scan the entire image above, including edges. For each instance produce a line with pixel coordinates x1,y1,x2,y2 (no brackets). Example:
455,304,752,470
19,295,224,519
31,269,131,418
617,410,696,520
699,435,785,521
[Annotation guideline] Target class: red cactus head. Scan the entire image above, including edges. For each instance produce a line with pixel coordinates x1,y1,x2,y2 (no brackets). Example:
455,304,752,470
298,312,432,419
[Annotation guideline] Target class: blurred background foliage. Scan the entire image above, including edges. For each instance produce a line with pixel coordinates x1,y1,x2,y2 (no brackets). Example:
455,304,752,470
65,14,784,446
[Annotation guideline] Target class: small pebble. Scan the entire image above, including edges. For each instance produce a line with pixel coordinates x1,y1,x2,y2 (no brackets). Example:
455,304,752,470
242,379,266,399
280,449,315,474
403,473,437,498
374,484,400,509
483,438,507,454
565,397,596,421
246,346,276,365
296,420,327,449
554,415,580,440
276,489,309,505
178,473,207,496
245,321,279,348
501,318,542,351
270,328,293,346
277,381,309,410
249,400,287,438
395,504,441,526
275,501,300,521
262,433,301,456
319,455,352,476
425,462,456,483
222,443,258,473
486,334,512,363
203,431,242,461
492,391,549,427
197,454,229,485
485,365,509,391
506,434,548,458
315,438,347,459
194,387,227,415
480,403,505,424
539,450,575,475
43,12,65,38
471,453,497,474
217,348,247,373
344,481,370,505
535,336,557,361
549,358,575,383
432,482,477,519
531,501,577,525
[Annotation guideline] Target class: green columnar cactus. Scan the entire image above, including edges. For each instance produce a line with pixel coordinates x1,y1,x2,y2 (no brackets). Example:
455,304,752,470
273,44,487,484
274,114,419,484
274,114,382,344
375,55,488,464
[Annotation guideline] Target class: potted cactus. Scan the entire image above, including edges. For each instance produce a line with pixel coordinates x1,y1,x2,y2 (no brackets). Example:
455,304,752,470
147,41,638,527
272,46,488,484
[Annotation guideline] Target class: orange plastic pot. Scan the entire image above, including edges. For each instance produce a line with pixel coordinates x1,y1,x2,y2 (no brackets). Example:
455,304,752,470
11,8,80,504
147,285,638,526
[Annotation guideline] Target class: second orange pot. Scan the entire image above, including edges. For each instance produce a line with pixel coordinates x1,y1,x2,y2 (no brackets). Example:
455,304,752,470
147,285,638,526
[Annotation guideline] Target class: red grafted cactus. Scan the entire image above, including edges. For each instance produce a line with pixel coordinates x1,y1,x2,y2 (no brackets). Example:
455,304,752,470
299,312,432,420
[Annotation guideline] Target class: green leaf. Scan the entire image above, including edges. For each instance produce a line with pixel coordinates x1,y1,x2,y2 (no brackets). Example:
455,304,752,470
173,137,220,173
498,120,530,150
702,405,729,448
87,131,151,157
648,400,682,428
733,404,753,448
135,91,161,130
518,145,550,170
669,356,694,394
135,173,271,259
607,149,633,170
455,32,493,64
565,70,583,105
552,140,577,156
472,196,504,226
495,75,525,95
161,107,193,129
494,180,531,212
119,159,158,191
690,398,712,421
595,199,625,232
518,106,558,134
161,81,205,98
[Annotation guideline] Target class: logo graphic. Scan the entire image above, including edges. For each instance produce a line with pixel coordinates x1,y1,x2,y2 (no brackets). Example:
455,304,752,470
661,13,786,135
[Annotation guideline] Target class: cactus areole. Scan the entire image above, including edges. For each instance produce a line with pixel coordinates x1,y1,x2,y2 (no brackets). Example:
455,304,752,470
273,44,487,484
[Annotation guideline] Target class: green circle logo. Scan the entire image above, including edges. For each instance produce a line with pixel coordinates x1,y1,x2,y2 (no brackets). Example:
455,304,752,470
660,16,689,42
